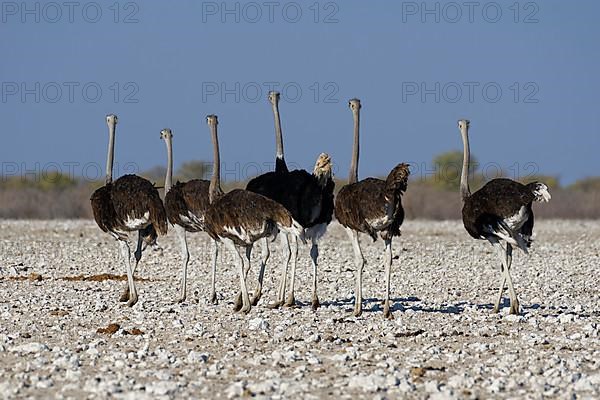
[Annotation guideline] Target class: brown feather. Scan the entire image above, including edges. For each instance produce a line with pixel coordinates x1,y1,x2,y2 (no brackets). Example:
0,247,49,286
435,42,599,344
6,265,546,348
90,174,167,240
335,163,409,241
205,189,294,246
165,180,211,232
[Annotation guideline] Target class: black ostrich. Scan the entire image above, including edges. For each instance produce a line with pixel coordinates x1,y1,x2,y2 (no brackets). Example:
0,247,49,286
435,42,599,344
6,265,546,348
458,119,551,315
160,128,219,304
334,99,410,319
90,114,168,307
245,91,334,310
203,115,305,314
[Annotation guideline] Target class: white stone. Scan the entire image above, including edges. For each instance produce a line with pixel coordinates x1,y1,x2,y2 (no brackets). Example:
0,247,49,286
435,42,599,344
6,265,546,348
145,381,178,396
187,351,209,364
10,342,48,354
249,317,269,331
226,381,246,398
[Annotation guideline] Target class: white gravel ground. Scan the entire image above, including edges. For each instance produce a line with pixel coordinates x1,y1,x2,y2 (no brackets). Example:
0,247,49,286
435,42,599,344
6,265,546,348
1,219,599,399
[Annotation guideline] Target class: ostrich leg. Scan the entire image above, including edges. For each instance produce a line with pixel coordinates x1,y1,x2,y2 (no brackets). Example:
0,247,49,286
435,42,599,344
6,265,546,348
490,239,520,315
175,225,190,303
251,237,270,305
493,243,513,313
347,228,365,317
285,236,299,307
383,238,394,319
241,246,254,314
233,245,253,311
119,233,143,302
209,238,219,304
223,239,251,313
310,238,320,310
270,234,291,308
119,240,138,307
504,244,519,315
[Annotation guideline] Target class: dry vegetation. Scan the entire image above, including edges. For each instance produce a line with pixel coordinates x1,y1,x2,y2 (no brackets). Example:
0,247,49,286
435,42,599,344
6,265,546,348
1,180,599,220
1,154,599,220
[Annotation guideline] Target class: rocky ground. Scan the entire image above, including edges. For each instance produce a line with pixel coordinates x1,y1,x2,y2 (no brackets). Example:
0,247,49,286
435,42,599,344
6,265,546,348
0,219,599,399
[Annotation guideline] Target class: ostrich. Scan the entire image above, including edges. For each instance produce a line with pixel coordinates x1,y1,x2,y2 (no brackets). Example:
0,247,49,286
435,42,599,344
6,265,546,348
457,119,551,315
160,128,219,304
334,99,410,319
245,91,334,310
203,114,306,314
90,114,168,306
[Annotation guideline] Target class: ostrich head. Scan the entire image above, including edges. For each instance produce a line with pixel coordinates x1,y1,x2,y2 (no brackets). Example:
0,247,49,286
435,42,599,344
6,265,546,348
458,119,470,131
268,91,280,106
348,98,361,111
106,114,118,127
206,114,218,126
313,153,333,183
160,128,172,140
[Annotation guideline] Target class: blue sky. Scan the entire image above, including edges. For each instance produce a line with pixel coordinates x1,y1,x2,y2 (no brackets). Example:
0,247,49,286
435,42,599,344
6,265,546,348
1,0,598,184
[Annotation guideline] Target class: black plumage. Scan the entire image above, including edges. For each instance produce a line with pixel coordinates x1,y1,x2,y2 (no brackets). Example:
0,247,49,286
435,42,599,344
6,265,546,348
311,173,335,230
246,168,328,228
457,119,551,315
275,157,288,174
462,178,537,245
245,91,334,309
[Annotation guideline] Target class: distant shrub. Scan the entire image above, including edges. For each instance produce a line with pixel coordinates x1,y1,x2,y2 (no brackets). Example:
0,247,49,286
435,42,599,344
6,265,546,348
140,166,167,185
0,172,77,191
176,161,211,181
0,157,598,220
568,177,600,192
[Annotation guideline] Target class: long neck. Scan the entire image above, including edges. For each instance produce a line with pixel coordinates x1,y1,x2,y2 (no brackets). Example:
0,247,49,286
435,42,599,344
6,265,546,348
209,123,221,203
348,109,360,184
105,123,115,184
164,137,173,192
460,127,471,200
273,102,284,161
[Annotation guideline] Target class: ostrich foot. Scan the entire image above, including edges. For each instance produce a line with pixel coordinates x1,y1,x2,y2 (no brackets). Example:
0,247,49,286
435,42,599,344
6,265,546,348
311,296,320,311
284,294,296,308
126,292,138,307
240,304,251,314
233,293,243,312
119,287,130,302
251,291,262,306
209,292,218,305
510,299,520,315
177,293,186,304
383,301,394,320
353,303,362,317
268,301,283,309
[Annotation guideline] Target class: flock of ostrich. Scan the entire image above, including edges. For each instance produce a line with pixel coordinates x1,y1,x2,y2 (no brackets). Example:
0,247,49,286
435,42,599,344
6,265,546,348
90,92,551,319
